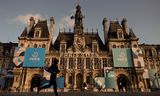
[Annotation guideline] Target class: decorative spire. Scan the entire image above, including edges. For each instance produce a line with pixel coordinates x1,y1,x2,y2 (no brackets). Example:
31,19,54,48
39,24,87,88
50,17,55,43
74,4,84,35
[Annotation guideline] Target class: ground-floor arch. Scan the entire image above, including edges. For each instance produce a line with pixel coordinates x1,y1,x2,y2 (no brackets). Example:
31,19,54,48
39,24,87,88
117,74,130,92
30,74,42,92
76,73,83,89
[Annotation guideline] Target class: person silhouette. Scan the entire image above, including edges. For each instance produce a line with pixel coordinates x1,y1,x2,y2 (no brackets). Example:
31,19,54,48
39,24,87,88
37,58,60,96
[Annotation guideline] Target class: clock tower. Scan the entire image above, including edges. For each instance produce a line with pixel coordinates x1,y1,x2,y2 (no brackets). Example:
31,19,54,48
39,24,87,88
73,4,85,52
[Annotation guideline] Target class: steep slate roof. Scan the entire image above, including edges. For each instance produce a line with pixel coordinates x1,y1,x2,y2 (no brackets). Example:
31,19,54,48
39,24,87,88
53,32,74,51
108,21,121,38
20,20,49,38
52,32,106,51
108,21,130,39
129,28,137,38
20,27,28,37
84,32,106,51
34,20,49,38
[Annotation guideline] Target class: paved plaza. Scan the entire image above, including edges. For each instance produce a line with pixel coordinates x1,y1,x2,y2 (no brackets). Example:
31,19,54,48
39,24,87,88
0,91,160,96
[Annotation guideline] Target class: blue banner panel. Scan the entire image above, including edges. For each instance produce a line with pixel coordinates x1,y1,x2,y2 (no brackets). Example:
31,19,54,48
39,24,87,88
112,48,133,67
105,71,115,88
56,77,65,88
41,77,64,88
23,48,45,67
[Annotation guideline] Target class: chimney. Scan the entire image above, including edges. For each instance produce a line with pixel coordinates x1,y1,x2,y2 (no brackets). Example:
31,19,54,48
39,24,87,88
121,18,128,33
50,17,55,43
102,17,108,44
29,17,35,30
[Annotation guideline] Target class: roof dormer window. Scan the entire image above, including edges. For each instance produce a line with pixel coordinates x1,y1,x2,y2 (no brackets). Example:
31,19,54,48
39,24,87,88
119,32,123,38
35,31,39,38
117,29,123,39
34,27,41,38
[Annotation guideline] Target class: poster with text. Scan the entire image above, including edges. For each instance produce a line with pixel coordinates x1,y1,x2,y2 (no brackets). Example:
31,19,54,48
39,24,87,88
23,48,45,67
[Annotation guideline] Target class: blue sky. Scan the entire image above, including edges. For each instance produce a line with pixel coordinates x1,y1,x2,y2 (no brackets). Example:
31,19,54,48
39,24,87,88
0,0,160,44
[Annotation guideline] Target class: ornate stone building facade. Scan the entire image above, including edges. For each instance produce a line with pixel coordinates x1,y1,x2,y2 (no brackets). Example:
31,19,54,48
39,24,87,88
0,42,18,70
11,4,160,92
0,42,17,89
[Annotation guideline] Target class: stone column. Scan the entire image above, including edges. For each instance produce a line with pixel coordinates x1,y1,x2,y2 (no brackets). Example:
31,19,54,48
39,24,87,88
74,73,77,89
84,58,86,69
66,58,69,69
65,73,69,88
84,73,87,83
75,57,77,69
92,58,95,70
84,58,86,83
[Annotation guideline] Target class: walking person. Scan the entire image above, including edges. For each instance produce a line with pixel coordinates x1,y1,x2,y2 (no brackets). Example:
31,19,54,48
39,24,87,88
37,58,60,96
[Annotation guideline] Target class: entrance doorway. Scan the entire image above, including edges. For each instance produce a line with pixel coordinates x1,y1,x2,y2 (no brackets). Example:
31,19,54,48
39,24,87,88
30,74,41,92
117,74,129,92
76,73,83,89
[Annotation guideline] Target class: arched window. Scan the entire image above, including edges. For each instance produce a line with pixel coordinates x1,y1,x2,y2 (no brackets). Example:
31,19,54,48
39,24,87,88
69,58,73,69
94,45,97,52
60,58,65,69
152,49,157,57
121,45,124,48
119,32,123,38
61,45,65,52
35,31,39,38
103,58,107,67
94,58,100,69
69,75,72,84
21,43,24,47
42,44,45,48
86,76,90,84
108,59,113,67
34,44,37,48
113,45,116,48
77,58,83,69
133,44,137,48
86,58,91,69
137,61,141,67
150,60,155,69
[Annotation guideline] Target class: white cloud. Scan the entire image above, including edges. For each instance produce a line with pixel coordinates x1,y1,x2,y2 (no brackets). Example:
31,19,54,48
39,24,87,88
58,9,75,29
14,13,46,25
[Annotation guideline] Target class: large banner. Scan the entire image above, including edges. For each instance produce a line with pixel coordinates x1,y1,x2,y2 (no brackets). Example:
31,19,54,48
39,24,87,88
112,48,133,67
13,47,25,67
132,48,144,67
23,48,45,67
